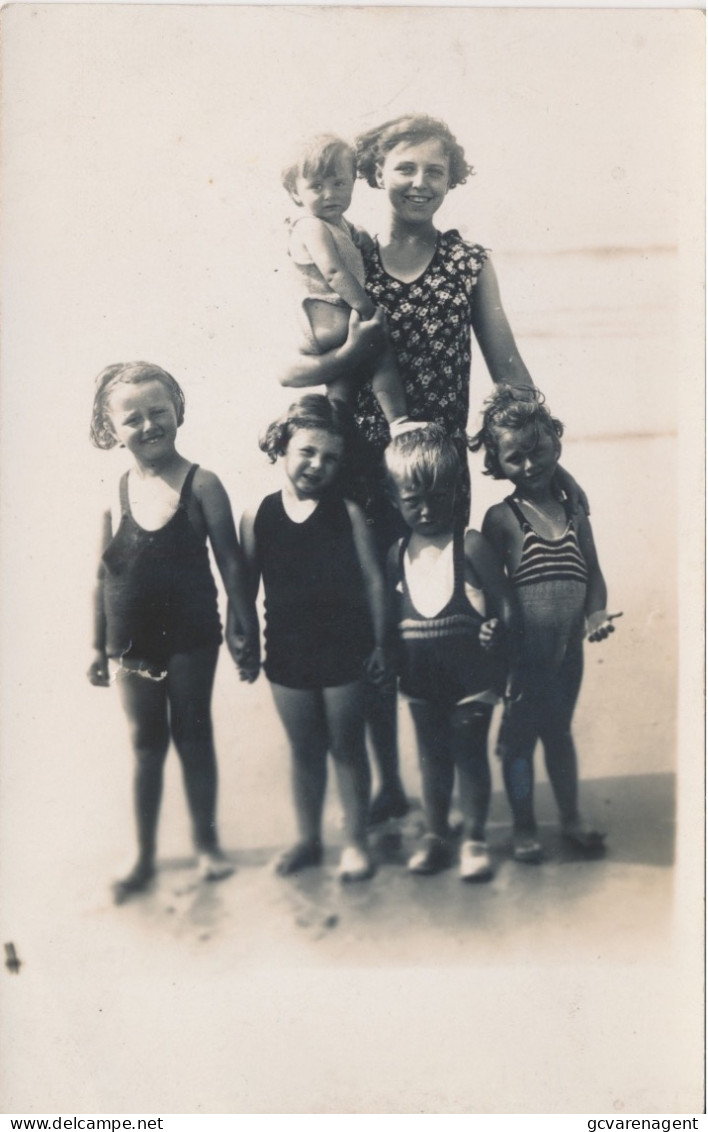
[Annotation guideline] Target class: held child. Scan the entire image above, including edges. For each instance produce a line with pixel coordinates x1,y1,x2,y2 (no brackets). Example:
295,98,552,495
384,426,521,881
470,386,620,863
237,395,387,881
282,134,412,432
87,362,259,903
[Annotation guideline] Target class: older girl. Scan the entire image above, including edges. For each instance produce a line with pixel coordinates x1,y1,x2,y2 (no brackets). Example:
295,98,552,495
88,362,259,902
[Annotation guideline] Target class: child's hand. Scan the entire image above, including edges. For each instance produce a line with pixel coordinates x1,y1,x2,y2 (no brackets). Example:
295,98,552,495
479,617,502,650
587,610,622,642
87,650,110,687
345,308,387,364
227,630,261,682
365,645,388,686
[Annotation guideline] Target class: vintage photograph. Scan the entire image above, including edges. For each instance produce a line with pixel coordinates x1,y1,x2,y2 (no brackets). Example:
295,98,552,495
0,4,704,1116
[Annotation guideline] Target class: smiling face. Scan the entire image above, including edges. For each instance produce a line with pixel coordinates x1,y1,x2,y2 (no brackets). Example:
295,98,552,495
495,423,561,496
105,379,180,464
376,137,451,225
284,427,345,499
291,153,356,224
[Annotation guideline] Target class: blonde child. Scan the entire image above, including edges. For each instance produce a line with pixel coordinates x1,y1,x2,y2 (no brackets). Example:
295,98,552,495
87,362,259,902
384,425,521,880
236,395,387,881
470,386,619,862
282,134,411,432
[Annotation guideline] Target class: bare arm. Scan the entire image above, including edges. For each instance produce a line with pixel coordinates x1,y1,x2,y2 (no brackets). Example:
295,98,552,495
87,509,113,687
297,218,375,317
471,257,534,390
196,471,260,675
346,499,388,682
575,511,619,641
280,307,388,389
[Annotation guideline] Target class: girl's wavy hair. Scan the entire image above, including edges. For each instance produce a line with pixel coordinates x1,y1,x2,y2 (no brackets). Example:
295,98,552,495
468,385,564,480
355,114,474,190
90,361,186,450
281,134,356,196
260,394,357,464
384,423,460,492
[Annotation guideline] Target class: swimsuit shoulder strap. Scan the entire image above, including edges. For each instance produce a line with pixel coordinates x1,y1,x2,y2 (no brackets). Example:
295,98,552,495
179,463,199,507
505,495,531,532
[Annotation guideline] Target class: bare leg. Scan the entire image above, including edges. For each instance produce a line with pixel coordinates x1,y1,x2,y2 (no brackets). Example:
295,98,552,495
370,342,408,425
167,646,234,879
270,682,328,873
408,700,454,838
539,646,604,851
300,301,360,407
406,700,455,874
323,681,371,856
450,702,493,842
497,693,542,862
366,682,409,824
114,670,170,900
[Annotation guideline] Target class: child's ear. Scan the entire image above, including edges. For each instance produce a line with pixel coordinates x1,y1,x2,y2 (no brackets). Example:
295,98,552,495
289,189,303,209
374,164,385,190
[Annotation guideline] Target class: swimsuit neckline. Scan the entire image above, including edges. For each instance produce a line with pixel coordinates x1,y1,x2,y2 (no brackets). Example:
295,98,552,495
123,464,194,534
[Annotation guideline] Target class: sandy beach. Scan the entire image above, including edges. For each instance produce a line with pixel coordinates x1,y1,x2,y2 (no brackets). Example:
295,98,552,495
1,6,703,1117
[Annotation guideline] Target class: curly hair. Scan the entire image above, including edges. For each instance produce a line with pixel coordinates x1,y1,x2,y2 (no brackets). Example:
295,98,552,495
259,394,357,464
384,423,460,492
281,134,356,196
468,385,564,479
355,115,474,190
90,361,186,450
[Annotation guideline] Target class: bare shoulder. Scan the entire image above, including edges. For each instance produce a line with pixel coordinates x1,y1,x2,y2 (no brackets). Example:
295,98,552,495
481,501,512,537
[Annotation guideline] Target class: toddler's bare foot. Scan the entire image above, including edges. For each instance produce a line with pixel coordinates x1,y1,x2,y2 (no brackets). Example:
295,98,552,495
112,861,155,904
197,850,235,882
337,844,375,883
274,840,323,877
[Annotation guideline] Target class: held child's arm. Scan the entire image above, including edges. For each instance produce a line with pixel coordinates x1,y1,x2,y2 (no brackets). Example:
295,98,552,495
346,500,388,684
470,258,534,391
576,511,619,642
297,217,376,318
87,509,112,687
232,507,262,680
196,472,260,678
465,529,523,670
280,308,388,389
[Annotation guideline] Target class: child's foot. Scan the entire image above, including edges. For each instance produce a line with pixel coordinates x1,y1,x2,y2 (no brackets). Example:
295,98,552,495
459,840,493,883
111,861,155,904
561,822,606,856
408,833,453,875
368,785,410,826
197,850,235,882
337,845,375,883
513,834,544,864
274,840,323,877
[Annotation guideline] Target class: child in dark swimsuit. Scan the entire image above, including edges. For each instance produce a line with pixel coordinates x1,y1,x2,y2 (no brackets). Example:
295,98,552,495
237,395,387,882
470,385,620,863
87,362,259,902
384,425,521,881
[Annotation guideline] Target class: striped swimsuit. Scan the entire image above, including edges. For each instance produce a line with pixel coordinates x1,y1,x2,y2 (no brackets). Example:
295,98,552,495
392,528,505,706
506,496,588,672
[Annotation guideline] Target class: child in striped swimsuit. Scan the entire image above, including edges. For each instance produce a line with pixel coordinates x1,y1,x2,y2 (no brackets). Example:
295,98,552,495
384,425,521,881
471,386,620,862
